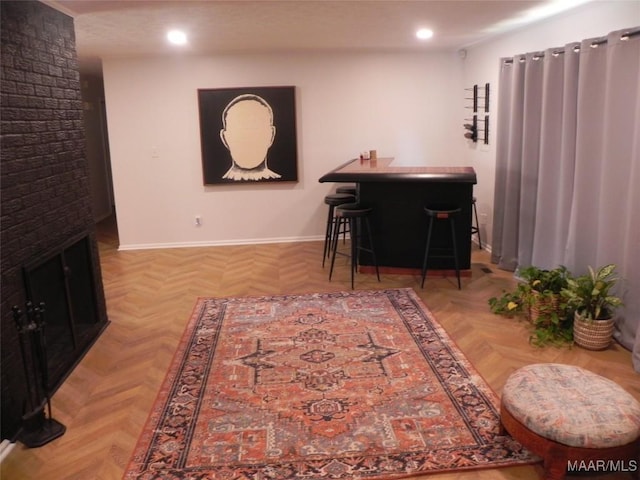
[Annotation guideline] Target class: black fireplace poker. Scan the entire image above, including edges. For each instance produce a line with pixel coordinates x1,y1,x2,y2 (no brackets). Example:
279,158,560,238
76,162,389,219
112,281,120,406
12,302,66,448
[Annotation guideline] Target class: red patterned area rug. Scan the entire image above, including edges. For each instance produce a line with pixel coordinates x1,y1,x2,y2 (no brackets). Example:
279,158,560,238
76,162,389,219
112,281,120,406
123,288,537,479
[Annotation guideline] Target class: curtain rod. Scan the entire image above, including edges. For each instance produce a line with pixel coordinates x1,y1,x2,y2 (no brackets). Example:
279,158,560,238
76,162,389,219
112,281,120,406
502,27,640,65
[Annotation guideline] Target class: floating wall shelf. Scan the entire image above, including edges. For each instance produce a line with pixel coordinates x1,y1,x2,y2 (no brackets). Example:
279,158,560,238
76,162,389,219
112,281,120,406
464,83,490,145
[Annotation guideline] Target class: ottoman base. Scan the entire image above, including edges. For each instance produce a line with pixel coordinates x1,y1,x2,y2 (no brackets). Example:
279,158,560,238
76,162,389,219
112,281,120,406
500,402,640,480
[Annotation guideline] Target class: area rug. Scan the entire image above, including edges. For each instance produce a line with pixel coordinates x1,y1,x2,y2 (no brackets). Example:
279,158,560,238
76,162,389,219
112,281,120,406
123,288,537,479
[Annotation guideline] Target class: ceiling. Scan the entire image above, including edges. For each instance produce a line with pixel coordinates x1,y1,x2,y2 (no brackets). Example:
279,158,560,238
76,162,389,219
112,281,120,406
45,0,592,74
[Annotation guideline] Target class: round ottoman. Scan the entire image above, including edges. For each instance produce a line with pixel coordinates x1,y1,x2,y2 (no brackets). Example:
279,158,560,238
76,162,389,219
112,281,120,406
500,364,640,480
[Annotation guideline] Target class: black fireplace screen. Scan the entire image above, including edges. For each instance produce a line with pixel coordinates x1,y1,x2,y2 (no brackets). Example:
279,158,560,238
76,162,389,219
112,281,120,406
22,233,103,390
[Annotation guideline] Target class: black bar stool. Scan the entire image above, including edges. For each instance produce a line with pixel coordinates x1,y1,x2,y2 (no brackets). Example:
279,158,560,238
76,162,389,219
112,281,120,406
335,185,358,196
329,203,380,289
471,196,482,249
322,193,356,267
421,205,461,290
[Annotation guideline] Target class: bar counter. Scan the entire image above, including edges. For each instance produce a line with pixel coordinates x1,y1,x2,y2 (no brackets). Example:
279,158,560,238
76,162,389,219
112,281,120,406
319,158,477,272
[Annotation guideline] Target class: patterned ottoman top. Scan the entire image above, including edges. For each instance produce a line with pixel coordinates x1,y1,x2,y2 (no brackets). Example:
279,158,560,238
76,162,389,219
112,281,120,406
502,363,640,448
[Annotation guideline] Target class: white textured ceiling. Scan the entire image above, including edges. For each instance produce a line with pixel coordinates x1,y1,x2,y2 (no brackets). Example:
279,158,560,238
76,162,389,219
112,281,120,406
46,0,590,73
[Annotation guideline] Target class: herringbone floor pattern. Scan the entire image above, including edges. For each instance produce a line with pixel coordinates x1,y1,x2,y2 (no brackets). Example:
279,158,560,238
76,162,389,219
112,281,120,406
2,215,638,480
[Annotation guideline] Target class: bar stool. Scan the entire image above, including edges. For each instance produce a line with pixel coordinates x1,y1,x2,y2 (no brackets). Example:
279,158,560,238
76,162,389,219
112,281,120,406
421,205,461,290
329,203,380,289
322,193,356,267
471,196,482,249
335,185,357,196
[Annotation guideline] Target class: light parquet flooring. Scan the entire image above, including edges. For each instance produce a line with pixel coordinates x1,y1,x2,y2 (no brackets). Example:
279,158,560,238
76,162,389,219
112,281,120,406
2,215,638,480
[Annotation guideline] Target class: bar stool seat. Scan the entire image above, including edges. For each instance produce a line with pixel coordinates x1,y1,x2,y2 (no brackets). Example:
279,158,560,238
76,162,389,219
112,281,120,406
421,205,462,290
329,203,380,289
322,193,356,267
336,185,357,196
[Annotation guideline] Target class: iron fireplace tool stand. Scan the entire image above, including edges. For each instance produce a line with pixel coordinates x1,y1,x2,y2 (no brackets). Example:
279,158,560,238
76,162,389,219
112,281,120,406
12,302,66,447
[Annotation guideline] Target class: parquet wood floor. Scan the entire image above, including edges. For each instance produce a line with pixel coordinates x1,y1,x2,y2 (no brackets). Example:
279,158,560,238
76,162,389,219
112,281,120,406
2,215,638,480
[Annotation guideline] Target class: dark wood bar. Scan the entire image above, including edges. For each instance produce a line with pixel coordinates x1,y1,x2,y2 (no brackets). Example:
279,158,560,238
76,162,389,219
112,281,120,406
319,158,477,272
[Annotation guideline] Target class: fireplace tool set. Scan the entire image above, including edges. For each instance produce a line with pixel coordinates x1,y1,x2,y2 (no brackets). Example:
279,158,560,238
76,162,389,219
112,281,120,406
12,302,66,447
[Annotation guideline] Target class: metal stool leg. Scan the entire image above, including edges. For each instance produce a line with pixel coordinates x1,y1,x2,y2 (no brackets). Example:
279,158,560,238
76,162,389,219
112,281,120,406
349,217,358,289
364,217,380,281
329,215,345,281
421,216,434,289
322,204,335,267
472,198,482,249
449,217,461,289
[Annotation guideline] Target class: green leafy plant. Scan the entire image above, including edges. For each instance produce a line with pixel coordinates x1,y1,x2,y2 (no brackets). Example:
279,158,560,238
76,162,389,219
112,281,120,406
519,265,570,294
561,264,623,321
489,265,573,347
489,265,570,313
488,289,524,316
528,303,574,347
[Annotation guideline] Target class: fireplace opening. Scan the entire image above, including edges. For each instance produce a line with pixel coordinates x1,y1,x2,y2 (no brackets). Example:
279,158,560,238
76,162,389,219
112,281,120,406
22,233,108,391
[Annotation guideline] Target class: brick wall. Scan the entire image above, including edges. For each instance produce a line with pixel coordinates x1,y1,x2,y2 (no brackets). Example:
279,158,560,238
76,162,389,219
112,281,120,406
1,1,108,440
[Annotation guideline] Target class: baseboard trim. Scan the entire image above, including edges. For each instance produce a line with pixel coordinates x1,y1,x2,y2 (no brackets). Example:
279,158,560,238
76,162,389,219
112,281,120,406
118,235,324,251
117,236,492,254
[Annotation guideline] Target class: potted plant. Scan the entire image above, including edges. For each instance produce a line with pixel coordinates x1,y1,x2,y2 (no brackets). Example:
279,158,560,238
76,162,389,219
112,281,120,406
561,264,623,350
518,265,570,323
488,265,573,347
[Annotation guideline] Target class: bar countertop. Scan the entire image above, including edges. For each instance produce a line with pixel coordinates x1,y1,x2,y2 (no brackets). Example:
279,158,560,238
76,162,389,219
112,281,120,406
319,157,477,184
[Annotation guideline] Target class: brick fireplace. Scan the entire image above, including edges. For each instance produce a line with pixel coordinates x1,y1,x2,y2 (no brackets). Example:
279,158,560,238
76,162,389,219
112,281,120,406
1,1,109,441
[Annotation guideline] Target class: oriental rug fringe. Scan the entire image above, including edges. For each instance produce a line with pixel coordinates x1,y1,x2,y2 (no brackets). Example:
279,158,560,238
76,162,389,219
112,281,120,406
123,288,536,479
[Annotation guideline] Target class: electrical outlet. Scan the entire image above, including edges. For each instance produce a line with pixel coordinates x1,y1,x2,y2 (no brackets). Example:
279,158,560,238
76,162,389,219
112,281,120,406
480,213,488,225
195,215,202,227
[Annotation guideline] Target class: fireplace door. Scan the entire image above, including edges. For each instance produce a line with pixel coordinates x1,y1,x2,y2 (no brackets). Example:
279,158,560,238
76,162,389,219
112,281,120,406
22,233,106,390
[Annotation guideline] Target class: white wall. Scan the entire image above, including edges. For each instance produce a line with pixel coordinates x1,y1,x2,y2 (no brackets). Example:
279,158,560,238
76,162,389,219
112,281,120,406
460,0,640,249
104,52,465,249
103,1,638,251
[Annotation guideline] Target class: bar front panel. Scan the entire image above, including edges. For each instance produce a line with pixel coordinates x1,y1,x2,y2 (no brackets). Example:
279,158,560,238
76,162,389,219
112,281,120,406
358,181,473,270
319,159,477,272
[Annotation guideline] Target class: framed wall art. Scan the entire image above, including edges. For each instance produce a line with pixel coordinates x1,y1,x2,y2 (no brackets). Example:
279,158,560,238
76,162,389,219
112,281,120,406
198,86,298,185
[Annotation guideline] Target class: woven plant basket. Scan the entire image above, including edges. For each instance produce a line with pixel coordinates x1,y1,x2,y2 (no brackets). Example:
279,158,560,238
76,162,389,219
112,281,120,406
527,292,561,325
573,311,615,350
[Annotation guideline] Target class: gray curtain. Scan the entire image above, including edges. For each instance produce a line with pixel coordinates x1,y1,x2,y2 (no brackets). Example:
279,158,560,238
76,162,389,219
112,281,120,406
492,27,640,371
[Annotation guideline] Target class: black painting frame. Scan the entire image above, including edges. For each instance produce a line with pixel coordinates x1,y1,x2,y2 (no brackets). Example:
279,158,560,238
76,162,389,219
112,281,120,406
198,86,298,185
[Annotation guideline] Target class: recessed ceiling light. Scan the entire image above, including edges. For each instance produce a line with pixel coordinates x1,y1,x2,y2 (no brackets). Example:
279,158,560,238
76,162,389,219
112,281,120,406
416,28,434,40
167,30,188,46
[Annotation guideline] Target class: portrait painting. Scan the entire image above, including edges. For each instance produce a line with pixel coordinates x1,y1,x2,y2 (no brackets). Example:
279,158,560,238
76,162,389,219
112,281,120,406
198,86,298,185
